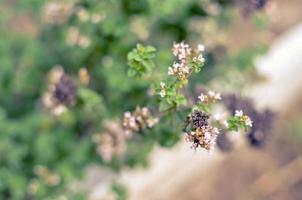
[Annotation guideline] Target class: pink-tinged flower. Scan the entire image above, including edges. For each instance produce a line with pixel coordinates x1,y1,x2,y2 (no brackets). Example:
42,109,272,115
198,93,206,102
123,106,159,135
245,117,253,127
223,120,229,128
235,110,243,117
208,91,221,100
159,82,166,97
198,44,205,52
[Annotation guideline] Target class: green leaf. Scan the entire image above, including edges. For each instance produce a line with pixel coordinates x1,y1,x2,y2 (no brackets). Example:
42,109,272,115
159,100,172,112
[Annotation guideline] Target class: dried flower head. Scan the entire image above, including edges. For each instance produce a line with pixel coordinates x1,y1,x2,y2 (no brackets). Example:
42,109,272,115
53,74,77,106
185,126,219,151
42,67,77,115
185,110,219,151
123,106,159,135
191,110,210,129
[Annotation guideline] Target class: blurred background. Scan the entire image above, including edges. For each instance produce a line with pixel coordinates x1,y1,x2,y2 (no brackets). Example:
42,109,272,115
0,0,302,199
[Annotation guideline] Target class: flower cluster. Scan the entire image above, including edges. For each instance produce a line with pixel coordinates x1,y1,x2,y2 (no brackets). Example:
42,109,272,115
159,82,166,98
223,94,275,147
235,110,253,127
43,1,72,25
66,27,91,48
34,165,61,186
42,66,77,115
224,109,253,131
198,91,221,104
123,107,159,135
157,42,206,110
76,7,105,24
184,110,219,151
93,121,126,162
168,42,205,80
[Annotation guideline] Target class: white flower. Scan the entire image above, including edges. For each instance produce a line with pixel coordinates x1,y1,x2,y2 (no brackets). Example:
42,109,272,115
173,62,180,68
172,42,180,56
168,67,174,75
159,82,166,97
213,127,220,134
182,66,190,74
192,56,197,62
178,52,186,60
245,117,253,127
198,55,205,63
159,90,166,98
180,41,189,49
235,110,243,117
160,82,165,88
147,117,159,128
52,105,67,116
198,93,206,102
214,114,221,120
208,91,221,100
198,44,205,52
208,91,215,97
204,132,211,141
124,111,131,118
223,120,229,128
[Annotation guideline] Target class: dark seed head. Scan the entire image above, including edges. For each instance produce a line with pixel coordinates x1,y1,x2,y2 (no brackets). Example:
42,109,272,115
191,111,209,129
53,74,77,106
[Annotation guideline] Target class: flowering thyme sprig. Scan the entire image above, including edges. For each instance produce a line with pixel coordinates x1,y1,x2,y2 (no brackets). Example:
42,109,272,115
223,94,275,147
157,42,206,111
195,91,222,113
125,43,253,152
226,110,253,131
168,42,205,82
170,42,205,79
